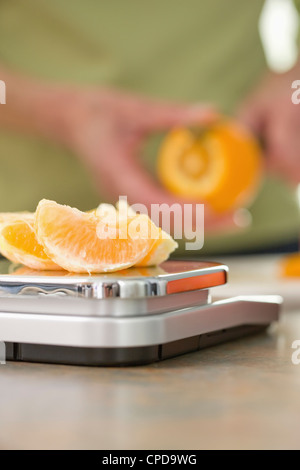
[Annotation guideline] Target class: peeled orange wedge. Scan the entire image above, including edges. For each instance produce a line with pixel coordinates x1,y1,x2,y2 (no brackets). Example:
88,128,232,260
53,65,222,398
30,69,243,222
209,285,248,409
157,120,263,213
96,201,178,267
136,231,178,267
0,219,60,270
0,200,178,273
34,199,174,273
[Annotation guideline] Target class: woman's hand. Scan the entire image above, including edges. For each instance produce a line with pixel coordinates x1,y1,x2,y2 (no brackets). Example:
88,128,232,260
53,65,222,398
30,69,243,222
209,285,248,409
239,64,300,185
44,86,234,231
53,87,216,202
0,67,235,232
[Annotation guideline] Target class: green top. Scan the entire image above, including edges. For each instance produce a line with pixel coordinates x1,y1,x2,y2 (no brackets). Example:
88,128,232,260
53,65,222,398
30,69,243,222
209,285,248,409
0,0,299,254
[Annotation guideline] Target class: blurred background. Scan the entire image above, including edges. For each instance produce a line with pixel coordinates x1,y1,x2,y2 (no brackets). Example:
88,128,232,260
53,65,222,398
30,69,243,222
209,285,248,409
0,0,300,257
260,0,299,73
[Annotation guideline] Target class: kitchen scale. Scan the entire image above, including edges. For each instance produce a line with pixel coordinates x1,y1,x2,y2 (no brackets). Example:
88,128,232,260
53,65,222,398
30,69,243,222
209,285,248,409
0,259,281,366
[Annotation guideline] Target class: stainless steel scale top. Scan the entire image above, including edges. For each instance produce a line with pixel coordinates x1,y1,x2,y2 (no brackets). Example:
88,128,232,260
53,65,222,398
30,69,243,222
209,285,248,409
0,259,228,299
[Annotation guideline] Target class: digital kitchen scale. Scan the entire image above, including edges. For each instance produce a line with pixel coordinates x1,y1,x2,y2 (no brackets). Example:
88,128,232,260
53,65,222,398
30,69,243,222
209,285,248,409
0,259,281,366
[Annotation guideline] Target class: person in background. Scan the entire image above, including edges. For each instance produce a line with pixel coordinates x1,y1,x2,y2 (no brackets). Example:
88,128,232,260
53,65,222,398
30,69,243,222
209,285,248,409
0,0,299,255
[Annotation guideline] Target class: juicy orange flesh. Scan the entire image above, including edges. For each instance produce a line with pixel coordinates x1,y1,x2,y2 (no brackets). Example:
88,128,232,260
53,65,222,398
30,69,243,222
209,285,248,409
180,144,209,179
36,203,156,267
157,120,263,213
1,222,49,260
0,201,177,273
157,127,225,200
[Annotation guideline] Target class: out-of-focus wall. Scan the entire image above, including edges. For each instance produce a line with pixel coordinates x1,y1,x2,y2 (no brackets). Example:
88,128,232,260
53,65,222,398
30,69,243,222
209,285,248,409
260,0,299,72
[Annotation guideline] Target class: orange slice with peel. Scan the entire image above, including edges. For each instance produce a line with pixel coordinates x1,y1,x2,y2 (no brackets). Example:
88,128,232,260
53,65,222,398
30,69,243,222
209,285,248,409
0,219,60,270
35,199,162,273
157,120,263,213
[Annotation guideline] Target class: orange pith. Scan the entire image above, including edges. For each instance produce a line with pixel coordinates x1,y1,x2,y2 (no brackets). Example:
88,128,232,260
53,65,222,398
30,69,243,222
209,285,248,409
157,120,263,213
0,212,34,225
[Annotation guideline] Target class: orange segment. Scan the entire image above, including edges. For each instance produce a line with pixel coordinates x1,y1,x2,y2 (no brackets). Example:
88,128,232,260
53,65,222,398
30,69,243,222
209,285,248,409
136,228,178,267
35,199,160,273
0,201,178,273
0,220,60,270
281,253,300,278
97,201,178,267
157,120,263,213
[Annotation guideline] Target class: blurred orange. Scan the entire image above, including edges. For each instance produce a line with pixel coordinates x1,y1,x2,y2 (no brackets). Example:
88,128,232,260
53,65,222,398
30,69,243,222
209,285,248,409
157,119,263,213
281,253,300,278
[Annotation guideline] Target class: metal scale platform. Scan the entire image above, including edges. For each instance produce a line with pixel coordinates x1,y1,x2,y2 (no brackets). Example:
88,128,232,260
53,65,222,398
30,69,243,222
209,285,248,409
0,259,281,366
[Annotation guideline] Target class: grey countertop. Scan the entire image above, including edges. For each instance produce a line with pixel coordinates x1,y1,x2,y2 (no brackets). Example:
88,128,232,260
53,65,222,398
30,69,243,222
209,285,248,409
0,316,300,450
0,255,299,450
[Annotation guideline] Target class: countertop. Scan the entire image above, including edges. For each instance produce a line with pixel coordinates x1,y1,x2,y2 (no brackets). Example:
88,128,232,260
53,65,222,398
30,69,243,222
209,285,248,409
0,255,299,450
